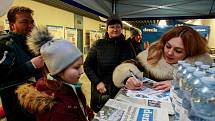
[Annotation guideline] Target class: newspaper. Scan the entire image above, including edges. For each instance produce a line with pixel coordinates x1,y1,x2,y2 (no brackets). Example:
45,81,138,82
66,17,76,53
93,99,169,121
115,87,174,115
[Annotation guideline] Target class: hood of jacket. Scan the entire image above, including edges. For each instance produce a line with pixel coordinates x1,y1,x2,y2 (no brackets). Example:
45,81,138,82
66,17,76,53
15,83,56,114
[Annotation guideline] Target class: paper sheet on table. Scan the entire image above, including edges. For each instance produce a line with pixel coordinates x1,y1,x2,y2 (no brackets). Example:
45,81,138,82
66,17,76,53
126,87,171,103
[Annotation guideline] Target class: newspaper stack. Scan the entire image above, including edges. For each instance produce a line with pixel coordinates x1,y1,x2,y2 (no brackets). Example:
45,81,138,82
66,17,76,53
119,87,174,115
93,99,169,121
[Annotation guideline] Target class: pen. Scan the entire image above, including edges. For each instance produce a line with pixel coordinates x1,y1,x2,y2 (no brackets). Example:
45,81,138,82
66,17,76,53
129,69,154,88
129,69,139,81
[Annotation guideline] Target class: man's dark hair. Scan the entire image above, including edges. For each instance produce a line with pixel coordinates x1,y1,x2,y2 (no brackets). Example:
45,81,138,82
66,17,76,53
7,6,33,24
106,14,122,28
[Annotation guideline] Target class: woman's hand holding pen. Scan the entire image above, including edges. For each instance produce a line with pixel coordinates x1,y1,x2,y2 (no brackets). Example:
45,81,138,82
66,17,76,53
125,70,171,91
125,77,171,91
125,77,144,90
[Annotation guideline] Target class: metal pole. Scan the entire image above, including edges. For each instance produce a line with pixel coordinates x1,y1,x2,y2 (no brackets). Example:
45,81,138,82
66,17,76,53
112,0,116,14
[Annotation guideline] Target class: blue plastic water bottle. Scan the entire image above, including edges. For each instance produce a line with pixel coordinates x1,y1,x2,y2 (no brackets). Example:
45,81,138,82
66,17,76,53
207,68,215,78
172,63,191,121
199,64,210,73
194,61,203,71
184,71,206,111
211,63,215,68
190,77,215,121
179,67,196,120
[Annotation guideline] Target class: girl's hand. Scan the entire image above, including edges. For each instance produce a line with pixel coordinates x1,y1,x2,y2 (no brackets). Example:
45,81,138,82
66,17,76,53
31,56,44,69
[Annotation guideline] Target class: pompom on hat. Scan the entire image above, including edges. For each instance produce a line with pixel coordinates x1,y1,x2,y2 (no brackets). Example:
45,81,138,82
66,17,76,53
27,27,82,76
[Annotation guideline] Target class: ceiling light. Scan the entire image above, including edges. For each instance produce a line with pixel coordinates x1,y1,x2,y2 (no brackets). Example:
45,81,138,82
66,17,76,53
158,20,167,27
122,21,132,27
99,16,107,22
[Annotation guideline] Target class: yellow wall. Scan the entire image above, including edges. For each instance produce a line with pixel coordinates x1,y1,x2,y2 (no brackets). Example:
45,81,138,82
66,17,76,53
124,29,131,39
0,0,75,28
0,0,107,49
83,16,105,45
201,19,215,48
82,16,131,42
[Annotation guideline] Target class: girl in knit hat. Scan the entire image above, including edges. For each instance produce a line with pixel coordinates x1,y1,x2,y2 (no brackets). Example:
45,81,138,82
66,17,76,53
15,27,94,121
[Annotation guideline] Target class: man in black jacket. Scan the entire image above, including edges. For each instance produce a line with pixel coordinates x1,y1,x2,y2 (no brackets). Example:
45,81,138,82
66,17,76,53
0,6,44,121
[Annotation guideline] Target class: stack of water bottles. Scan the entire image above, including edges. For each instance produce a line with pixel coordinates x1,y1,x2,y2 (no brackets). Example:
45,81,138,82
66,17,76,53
171,61,215,121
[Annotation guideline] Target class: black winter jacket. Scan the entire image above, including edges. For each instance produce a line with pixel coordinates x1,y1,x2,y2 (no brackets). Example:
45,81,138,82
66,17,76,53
0,31,42,121
84,34,135,112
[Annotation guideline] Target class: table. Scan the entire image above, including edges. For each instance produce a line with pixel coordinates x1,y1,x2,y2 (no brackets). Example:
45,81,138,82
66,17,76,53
92,87,175,121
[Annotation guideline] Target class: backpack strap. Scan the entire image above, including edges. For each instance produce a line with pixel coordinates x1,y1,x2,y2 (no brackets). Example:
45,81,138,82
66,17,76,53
0,31,10,40
0,32,13,64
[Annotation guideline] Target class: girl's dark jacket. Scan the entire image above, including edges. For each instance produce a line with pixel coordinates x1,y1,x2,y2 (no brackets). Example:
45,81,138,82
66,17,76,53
83,34,135,111
16,78,94,121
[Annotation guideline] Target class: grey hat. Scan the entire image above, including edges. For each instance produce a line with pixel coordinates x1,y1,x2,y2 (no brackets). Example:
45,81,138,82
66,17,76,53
27,27,82,75
41,40,81,75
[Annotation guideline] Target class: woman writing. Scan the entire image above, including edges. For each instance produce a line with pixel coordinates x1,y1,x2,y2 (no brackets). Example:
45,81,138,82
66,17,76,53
113,26,213,91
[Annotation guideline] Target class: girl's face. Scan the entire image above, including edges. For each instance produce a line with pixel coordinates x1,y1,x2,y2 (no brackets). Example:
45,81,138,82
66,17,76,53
107,24,122,38
163,37,186,64
59,57,83,84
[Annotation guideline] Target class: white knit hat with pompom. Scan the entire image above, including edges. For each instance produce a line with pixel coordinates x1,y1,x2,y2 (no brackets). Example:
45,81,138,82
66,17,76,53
27,27,82,75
